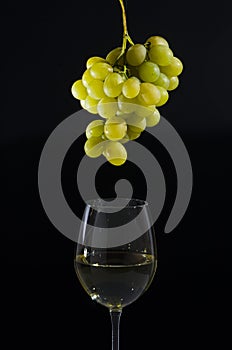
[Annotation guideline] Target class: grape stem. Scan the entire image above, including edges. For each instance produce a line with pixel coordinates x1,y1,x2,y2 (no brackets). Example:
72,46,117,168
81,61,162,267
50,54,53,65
117,0,134,61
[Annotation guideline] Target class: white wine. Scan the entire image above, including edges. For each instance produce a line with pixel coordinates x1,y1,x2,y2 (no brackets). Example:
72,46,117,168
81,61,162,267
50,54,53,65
74,251,157,310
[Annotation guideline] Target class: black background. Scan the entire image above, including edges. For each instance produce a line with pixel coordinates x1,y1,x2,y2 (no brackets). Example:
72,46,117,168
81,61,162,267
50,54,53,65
2,0,231,348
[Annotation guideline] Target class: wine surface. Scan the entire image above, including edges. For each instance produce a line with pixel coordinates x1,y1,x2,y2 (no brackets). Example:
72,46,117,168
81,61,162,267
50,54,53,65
74,251,157,310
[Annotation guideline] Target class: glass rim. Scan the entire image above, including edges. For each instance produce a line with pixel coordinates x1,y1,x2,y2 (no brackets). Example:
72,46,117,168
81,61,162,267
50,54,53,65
85,197,148,209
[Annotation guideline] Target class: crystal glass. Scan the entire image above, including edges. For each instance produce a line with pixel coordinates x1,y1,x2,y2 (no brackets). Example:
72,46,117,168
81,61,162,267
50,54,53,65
74,198,157,350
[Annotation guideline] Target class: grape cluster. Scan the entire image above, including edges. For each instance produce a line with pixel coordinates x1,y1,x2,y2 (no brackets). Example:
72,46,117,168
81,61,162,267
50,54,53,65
71,35,183,166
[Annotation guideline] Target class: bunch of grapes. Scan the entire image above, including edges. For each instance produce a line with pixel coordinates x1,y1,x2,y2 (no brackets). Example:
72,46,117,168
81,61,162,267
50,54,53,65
71,35,183,166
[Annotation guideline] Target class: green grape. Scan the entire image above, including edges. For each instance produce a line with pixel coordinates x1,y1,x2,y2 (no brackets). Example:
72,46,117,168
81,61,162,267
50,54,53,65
149,45,173,66
104,116,127,141
154,73,170,89
126,114,146,133
104,141,127,166
90,62,113,80
122,77,140,99
138,61,160,82
167,76,179,91
85,96,98,114
87,80,106,100
103,72,124,98
119,134,130,144
117,94,138,113
160,57,183,77
156,86,169,107
97,97,118,118
137,83,161,106
101,133,109,141
86,120,105,139
80,99,86,109
86,56,106,69
106,47,124,66
118,112,138,123
127,127,141,140
126,44,147,66
71,80,88,100
145,35,169,47
82,69,94,87
145,108,160,127
84,137,104,158
116,110,130,118
134,104,156,118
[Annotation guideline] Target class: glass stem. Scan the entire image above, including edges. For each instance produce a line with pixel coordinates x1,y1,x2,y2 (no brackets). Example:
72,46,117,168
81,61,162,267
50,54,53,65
110,310,122,350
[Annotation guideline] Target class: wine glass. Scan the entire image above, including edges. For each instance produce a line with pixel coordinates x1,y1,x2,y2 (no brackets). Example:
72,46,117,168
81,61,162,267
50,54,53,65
74,198,157,350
